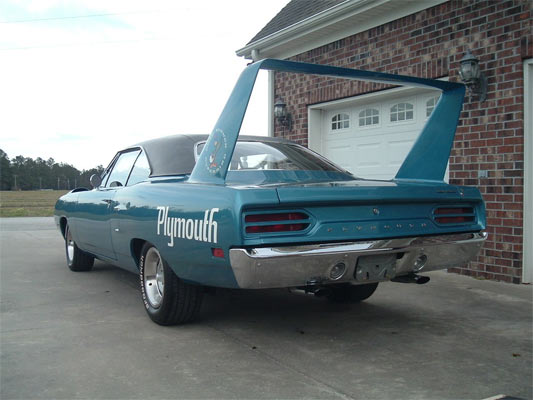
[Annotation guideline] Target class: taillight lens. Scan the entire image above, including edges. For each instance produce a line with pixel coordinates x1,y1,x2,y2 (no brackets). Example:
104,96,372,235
434,207,473,215
434,207,474,224
435,216,474,224
245,212,309,234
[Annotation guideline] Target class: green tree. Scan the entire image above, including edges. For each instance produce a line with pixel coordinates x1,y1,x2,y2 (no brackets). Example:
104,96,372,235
0,150,100,191
0,149,13,190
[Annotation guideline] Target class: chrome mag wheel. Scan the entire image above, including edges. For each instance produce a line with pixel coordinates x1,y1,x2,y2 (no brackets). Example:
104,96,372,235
66,228,75,265
64,223,94,272
143,247,165,309
139,242,203,325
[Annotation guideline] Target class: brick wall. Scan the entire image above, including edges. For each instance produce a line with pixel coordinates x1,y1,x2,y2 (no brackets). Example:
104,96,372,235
274,0,532,282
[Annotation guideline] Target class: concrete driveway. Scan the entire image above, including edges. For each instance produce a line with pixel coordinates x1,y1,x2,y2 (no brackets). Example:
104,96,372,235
1,217,531,400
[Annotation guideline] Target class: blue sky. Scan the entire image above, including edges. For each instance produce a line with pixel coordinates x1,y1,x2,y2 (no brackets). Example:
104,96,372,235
0,0,288,169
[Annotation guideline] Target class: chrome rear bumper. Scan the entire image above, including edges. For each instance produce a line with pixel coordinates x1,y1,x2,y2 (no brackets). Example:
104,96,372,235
229,232,487,289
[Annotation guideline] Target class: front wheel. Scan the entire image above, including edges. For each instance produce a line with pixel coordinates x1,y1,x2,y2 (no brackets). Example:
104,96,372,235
327,282,378,303
139,243,203,325
65,224,94,272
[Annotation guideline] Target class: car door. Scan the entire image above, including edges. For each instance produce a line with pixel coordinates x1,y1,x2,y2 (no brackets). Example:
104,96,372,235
110,149,152,271
76,149,140,260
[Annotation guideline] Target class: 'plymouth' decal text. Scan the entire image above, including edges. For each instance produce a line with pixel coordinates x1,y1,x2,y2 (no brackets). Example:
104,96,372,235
157,206,219,247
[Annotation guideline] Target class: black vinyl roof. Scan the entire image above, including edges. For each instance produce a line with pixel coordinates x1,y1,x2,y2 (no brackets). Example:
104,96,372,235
133,134,291,177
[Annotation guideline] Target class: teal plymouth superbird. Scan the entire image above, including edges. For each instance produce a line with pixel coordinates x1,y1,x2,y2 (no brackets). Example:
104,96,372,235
55,60,487,325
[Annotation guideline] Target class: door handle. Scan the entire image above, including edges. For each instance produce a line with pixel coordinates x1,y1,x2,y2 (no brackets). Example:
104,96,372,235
114,204,128,211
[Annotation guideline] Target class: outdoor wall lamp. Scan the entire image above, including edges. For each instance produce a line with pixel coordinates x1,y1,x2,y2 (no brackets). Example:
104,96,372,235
274,98,292,131
459,49,487,102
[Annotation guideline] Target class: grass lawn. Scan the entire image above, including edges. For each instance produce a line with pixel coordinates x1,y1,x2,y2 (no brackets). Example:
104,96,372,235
0,190,69,217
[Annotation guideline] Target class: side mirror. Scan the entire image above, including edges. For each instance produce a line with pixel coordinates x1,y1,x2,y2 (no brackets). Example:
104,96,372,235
90,174,102,188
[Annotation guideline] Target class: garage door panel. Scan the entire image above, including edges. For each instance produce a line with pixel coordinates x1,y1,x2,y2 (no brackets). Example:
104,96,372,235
355,129,381,138
354,143,382,166
327,131,353,140
326,145,355,172
356,161,381,168
382,124,418,133
387,138,416,166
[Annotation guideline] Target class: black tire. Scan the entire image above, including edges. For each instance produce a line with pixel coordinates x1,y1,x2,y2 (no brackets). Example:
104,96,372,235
139,242,203,325
65,224,94,272
327,282,378,303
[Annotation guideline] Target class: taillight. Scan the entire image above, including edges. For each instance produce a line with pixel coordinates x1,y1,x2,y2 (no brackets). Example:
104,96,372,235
245,212,309,234
434,206,475,224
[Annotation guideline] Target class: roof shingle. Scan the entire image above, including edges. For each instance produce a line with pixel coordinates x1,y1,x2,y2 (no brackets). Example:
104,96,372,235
248,0,347,44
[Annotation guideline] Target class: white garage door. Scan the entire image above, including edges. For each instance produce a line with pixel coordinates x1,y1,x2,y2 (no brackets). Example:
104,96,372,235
321,89,441,180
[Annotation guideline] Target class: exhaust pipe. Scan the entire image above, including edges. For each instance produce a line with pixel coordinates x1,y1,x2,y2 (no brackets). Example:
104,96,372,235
291,278,334,297
391,273,430,285
292,285,332,297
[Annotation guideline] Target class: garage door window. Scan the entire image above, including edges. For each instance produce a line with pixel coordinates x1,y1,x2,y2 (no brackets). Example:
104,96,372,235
331,113,350,131
426,96,440,118
390,102,414,122
358,108,379,127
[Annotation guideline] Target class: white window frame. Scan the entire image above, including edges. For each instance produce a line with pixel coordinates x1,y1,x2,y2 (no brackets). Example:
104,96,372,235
329,110,353,135
388,100,415,124
357,106,381,129
425,95,441,119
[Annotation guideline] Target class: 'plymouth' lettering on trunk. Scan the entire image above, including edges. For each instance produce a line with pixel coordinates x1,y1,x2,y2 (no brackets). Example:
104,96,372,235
156,206,219,247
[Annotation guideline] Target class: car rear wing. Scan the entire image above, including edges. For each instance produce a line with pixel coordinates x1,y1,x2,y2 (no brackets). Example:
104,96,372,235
189,59,465,184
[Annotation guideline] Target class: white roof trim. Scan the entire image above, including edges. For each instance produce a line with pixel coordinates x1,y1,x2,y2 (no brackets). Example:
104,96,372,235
237,0,448,61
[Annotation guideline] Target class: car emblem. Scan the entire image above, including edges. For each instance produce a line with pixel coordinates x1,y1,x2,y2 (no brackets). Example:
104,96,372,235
205,128,228,175
373,208,380,215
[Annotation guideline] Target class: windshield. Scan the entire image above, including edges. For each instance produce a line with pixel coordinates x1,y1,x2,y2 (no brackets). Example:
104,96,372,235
197,141,349,173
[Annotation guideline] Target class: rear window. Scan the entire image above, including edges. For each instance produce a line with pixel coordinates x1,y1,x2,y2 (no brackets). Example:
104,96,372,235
197,141,346,173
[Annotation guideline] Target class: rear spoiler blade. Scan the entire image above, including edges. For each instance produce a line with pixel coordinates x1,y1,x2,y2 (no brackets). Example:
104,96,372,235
189,59,465,184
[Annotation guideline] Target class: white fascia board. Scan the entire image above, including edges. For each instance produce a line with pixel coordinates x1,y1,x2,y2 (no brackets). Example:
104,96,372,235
237,0,448,61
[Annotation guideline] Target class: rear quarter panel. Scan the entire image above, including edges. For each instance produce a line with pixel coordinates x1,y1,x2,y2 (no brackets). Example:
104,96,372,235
113,180,279,287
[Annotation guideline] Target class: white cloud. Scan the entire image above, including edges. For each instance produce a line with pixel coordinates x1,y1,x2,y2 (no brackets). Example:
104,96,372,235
0,0,288,169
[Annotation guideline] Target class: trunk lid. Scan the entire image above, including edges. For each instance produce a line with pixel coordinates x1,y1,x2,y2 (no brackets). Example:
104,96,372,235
275,179,468,204
240,179,485,247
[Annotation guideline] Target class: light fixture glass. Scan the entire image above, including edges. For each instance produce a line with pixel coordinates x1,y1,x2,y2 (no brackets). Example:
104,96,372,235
274,99,287,119
273,98,292,131
459,49,487,102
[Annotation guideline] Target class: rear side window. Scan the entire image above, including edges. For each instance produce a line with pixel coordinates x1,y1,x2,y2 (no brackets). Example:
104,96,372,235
127,151,150,186
106,150,140,188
